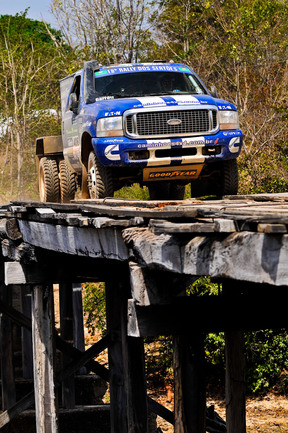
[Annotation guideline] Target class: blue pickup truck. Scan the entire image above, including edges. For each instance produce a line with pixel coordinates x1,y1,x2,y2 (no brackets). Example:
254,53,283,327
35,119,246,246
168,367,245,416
36,60,243,202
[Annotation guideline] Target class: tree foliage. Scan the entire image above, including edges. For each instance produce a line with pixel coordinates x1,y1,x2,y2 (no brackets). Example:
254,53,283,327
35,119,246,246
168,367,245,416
156,0,288,193
0,11,73,199
51,0,157,62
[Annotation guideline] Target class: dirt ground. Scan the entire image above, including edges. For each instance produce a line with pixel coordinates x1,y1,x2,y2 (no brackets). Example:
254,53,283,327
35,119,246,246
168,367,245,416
149,390,288,432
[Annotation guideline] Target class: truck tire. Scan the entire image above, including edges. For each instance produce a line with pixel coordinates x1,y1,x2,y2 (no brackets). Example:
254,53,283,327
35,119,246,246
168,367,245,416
59,159,77,203
87,151,114,199
39,157,60,203
218,159,238,196
148,182,185,200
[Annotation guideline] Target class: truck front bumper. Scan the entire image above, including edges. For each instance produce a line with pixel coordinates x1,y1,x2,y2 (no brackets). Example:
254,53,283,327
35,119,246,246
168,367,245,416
92,130,243,168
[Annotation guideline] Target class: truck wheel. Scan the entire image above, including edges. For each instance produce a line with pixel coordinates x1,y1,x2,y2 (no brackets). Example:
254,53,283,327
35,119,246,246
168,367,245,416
39,157,60,202
170,183,186,200
59,159,77,203
218,159,238,196
148,182,185,200
87,151,114,199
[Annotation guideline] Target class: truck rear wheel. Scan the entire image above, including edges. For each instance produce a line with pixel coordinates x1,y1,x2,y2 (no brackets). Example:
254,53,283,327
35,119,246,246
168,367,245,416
59,159,77,203
148,182,185,200
39,157,60,203
87,151,114,199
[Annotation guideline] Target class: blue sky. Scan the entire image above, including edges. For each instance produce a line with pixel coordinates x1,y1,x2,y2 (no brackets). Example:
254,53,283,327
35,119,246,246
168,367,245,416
0,0,56,25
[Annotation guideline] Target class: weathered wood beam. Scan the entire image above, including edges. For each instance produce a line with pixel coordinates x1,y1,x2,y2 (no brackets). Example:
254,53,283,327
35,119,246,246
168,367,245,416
4,255,129,285
31,284,58,433
127,290,288,337
123,228,288,286
18,220,128,260
129,261,194,306
0,218,22,241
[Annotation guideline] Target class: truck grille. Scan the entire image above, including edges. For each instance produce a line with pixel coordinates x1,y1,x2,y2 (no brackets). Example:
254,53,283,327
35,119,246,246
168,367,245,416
125,108,218,138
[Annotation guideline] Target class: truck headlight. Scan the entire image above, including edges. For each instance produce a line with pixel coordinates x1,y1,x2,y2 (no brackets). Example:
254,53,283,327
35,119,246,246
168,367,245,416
97,116,123,137
219,110,239,130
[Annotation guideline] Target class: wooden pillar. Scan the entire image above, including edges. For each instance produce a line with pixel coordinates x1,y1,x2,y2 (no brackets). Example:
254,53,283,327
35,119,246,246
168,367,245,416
72,284,85,352
72,284,86,375
173,333,206,433
223,279,246,433
32,284,58,433
225,330,246,433
59,283,75,409
106,280,148,433
21,285,33,379
0,283,16,410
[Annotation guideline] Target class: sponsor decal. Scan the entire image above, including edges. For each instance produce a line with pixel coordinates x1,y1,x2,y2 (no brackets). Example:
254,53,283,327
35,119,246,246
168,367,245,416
218,104,232,110
104,111,121,117
104,144,121,161
95,96,114,101
229,137,241,153
222,131,241,136
148,169,198,179
136,97,166,107
143,164,203,182
95,65,194,77
171,95,199,105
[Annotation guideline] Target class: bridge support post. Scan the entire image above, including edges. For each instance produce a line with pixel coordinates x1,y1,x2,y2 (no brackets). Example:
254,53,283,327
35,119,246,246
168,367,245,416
0,281,16,410
106,279,148,433
32,284,58,433
59,282,75,409
223,280,246,433
173,332,206,433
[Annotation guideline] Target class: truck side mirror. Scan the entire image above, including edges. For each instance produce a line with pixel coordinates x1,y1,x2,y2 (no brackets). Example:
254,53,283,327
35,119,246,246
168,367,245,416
68,93,78,114
210,86,219,98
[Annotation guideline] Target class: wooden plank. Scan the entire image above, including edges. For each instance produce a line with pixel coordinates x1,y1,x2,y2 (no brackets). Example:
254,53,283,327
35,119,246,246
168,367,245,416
0,391,34,428
257,223,287,233
149,220,216,234
31,284,58,433
173,333,206,433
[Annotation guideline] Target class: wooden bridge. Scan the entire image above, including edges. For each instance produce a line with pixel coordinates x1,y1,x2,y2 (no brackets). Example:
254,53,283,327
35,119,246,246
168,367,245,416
1,193,288,433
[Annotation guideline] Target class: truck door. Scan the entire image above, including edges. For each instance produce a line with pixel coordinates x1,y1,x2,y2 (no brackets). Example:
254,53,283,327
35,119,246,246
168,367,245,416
62,74,83,173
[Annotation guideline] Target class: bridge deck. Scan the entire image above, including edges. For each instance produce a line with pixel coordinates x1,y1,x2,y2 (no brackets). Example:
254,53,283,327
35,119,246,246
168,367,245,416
1,193,288,433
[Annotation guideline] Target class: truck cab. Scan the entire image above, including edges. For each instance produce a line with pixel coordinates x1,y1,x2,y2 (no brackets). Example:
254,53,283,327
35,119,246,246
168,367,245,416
36,60,243,202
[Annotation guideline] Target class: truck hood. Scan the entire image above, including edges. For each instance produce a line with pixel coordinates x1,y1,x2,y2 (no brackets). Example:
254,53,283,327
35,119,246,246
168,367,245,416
91,94,237,118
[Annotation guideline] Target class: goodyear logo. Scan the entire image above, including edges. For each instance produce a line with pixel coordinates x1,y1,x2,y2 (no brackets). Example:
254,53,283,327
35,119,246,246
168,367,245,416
148,169,198,179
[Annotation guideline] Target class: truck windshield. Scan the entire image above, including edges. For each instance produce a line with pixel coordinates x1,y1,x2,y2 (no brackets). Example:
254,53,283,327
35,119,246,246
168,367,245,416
94,71,207,99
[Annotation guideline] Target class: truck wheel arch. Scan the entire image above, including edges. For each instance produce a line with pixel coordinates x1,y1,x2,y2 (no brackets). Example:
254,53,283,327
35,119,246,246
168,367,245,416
81,132,93,167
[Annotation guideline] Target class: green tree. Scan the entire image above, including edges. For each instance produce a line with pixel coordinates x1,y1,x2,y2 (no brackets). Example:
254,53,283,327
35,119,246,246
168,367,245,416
0,11,69,200
156,0,288,194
